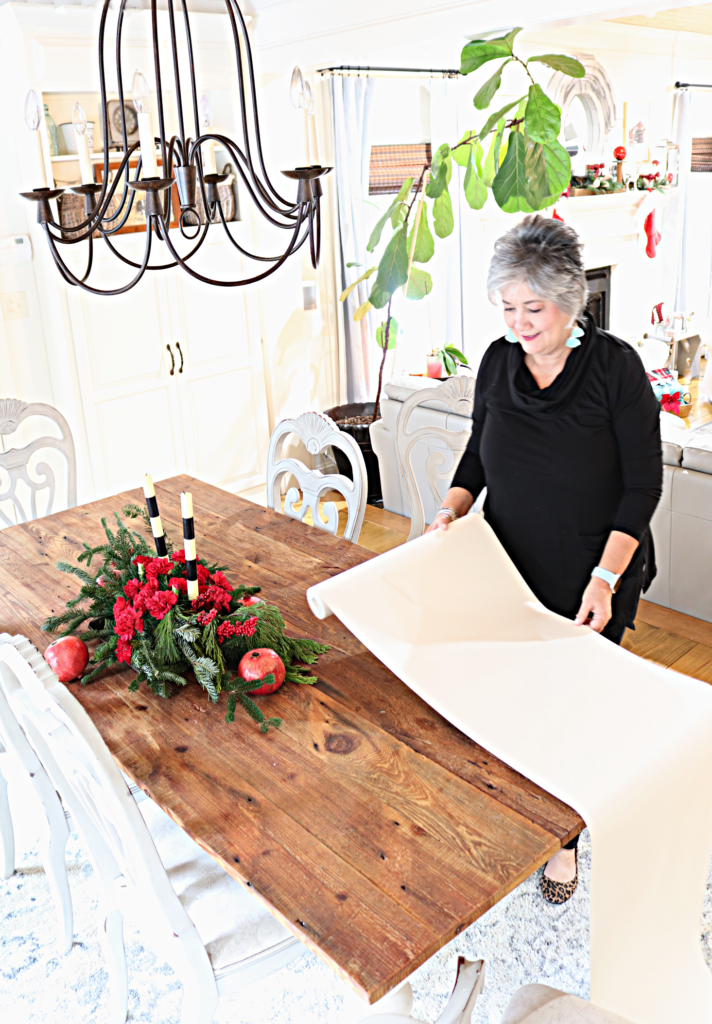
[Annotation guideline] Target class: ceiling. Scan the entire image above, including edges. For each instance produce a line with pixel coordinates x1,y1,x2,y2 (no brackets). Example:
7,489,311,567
611,2,712,33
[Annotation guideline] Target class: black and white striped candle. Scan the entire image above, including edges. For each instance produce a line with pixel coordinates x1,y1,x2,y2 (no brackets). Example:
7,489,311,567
142,474,168,556
180,491,199,601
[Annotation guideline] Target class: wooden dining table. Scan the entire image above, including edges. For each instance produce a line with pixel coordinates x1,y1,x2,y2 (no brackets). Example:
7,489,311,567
0,475,584,1004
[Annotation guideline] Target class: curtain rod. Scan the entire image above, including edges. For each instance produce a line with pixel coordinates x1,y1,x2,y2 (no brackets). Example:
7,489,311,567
318,65,460,78
675,82,712,89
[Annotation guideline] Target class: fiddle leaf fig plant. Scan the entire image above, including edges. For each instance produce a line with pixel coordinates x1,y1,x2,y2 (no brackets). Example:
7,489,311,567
340,29,584,422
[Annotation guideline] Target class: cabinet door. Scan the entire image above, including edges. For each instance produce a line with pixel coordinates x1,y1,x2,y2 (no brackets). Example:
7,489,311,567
67,257,186,498
165,240,270,495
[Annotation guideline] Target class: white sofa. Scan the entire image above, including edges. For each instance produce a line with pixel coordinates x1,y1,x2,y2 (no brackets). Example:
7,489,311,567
370,379,712,624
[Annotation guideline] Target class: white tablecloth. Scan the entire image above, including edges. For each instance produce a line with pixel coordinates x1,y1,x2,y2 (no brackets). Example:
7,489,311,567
307,514,712,1024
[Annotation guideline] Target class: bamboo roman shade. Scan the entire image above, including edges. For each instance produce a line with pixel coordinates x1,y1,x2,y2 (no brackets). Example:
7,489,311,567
691,138,712,172
368,144,432,194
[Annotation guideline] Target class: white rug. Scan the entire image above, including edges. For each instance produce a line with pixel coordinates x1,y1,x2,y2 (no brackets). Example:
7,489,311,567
2,758,712,1024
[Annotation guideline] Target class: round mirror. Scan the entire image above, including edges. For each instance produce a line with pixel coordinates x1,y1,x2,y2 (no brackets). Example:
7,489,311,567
564,96,591,158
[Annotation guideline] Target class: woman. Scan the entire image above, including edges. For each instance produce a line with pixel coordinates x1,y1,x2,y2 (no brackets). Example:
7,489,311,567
428,214,662,904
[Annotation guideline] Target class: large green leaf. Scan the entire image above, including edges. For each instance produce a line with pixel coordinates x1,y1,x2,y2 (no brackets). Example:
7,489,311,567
376,317,399,349
492,131,549,213
475,139,484,177
482,119,505,188
405,267,433,300
527,54,585,78
367,284,390,310
464,150,487,210
433,188,454,238
425,144,452,198
370,226,408,306
524,84,561,143
391,203,407,229
460,32,517,74
339,266,376,303
504,27,523,50
407,203,434,263
367,200,398,252
473,59,511,110
395,177,415,202
479,98,524,139
452,131,477,167
542,138,572,199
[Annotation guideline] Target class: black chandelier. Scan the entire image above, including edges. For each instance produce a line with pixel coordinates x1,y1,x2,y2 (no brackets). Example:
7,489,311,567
20,0,329,297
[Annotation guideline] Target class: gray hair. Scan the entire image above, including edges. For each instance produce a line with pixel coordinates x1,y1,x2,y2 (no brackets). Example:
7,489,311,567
487,214,588,319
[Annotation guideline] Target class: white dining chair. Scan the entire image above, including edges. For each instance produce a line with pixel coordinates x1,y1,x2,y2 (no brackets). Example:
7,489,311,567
0,398,77,526
266,411,367,543
395,377,475,541
0,632,74,955
358,957,484,1023
0,634,304,1024
501,983,637,1022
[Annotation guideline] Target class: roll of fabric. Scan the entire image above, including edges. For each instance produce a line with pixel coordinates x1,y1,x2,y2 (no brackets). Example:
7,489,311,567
306,515,712,1024
180,491,199,601
142,474,167,556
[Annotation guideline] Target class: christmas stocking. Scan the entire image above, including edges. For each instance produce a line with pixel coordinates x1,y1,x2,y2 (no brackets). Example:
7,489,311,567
644,209,661,259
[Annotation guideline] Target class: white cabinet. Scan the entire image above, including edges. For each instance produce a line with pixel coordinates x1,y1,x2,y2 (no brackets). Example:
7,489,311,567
66,236,269,496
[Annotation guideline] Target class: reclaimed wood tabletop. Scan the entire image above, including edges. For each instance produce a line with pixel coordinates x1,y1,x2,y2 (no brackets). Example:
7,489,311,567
0,475,584,1003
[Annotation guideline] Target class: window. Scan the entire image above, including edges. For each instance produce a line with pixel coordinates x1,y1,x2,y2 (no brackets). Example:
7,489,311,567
368,144,432,195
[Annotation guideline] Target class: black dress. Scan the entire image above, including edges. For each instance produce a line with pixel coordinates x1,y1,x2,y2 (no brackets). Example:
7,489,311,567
450,319,663,639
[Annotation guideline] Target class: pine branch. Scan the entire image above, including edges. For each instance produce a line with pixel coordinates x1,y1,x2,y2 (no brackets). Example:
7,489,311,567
285,666,318,685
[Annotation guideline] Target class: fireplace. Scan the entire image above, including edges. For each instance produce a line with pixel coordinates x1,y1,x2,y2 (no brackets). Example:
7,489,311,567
585,266,611,331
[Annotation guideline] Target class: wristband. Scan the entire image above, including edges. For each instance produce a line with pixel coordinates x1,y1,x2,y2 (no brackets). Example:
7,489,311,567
591,566,620,592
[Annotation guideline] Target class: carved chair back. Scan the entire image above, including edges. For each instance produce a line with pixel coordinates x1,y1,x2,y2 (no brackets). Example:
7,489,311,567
266,412,367,543
0,400,77,527
0,636,208,969
395,377,475,541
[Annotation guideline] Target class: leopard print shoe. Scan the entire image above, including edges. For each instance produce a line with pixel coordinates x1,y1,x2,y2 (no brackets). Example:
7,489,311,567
541,848,578,905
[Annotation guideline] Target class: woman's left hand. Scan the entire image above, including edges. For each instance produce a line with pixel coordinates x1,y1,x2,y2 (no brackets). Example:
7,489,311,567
574,576,612,632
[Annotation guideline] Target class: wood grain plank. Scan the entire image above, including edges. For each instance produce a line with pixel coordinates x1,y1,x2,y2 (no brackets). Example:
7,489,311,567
637,600,712,648
668,643,712,685
622,619,696,667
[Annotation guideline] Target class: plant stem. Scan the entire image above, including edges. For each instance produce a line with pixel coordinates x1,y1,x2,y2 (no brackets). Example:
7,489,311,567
511,53,535,84
371,296,392,424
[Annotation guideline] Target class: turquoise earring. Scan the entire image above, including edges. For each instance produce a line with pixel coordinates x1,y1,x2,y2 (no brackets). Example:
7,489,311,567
566,324,584,349
504,327,518,344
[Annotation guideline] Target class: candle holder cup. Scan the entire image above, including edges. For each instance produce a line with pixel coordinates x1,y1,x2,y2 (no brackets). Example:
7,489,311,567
19,187,66,225
204,172,228,206
70,182,103,215
281,165,331,204
127,177,174,219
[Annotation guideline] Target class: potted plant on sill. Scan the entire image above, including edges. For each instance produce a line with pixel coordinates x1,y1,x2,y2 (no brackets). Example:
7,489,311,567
331,29,584,500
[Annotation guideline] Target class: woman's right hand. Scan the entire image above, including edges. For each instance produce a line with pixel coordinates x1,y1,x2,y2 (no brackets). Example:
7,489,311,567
426,512,453,533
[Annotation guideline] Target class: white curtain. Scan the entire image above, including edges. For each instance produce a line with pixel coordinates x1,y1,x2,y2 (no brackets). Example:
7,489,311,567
662,89,693,311
331,76,376,404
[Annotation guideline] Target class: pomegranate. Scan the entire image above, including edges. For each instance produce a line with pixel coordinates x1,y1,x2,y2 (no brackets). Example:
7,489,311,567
238,648,285,696
44,636,89,682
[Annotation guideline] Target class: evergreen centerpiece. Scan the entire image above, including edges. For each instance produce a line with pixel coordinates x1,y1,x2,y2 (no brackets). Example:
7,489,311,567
42,509,328,733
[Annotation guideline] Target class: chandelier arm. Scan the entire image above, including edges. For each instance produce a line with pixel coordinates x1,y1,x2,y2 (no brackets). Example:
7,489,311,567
308,201,318,269
151,0,169,173
114,0,132,159
226,0,295,209
100,219,210,271
213,135,301,217
214,200,294,262
44,219,154,296
166,0,187,154
178,0,202,144
79,232,94,284
160,203,307,287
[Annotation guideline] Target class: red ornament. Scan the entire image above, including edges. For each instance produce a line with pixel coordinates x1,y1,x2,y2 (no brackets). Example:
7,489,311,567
644,210,661,259
613,146,627,161
238,648,285,696
241,595,263,607
44,636,90,682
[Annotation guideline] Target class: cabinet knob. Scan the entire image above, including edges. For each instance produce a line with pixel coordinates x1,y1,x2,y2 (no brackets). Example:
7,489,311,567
166,344,175,376
176,341,184,374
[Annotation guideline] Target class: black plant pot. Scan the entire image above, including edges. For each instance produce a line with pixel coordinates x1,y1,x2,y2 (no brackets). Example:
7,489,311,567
324,402,382,505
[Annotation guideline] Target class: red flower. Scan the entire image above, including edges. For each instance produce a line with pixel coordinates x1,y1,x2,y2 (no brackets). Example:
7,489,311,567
133,555,153,567
145,558,174,578
113,597,144,641
169,577,188,594
133,578,158,614
144,589,178,620
116,637,133,664
124,578,143,602
210,570,232,592
171,550,186,564
197,564,211,586
197,608,218,626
